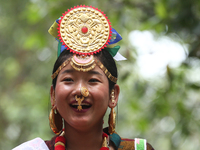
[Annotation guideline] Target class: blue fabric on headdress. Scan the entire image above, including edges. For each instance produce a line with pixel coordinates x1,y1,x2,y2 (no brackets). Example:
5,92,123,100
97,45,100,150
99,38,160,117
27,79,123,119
108,28,122,45
56,18,61,24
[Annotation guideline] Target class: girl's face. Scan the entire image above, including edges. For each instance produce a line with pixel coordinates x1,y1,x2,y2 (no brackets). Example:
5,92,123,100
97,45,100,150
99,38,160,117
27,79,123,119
51,62,116,131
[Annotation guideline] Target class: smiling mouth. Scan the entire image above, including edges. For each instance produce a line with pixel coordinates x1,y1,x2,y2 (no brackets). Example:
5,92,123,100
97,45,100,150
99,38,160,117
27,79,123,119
70,103,91,109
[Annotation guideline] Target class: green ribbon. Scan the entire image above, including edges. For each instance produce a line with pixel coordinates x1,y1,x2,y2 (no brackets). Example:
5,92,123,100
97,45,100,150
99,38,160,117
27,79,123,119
102,45,120,57
57,41,62,57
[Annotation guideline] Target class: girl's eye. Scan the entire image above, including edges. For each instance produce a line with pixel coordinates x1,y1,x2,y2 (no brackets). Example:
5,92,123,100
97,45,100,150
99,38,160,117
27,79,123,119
89,78,100,82
63,78,73,82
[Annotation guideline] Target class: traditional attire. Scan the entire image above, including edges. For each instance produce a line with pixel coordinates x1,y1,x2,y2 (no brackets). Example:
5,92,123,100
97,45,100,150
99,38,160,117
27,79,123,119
13,128,154,150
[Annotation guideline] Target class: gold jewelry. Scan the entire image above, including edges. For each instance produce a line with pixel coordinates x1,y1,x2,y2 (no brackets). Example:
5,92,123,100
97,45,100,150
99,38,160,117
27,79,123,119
71,54,96,72
49,108,63,135
95,59,117,83
55,141,65,147
58,6,111,55
74,87,89,111
108,107,116,134
111,89,115,104
102,136,108,147
75,95,85,111
51,56,117,83
81,87,89,97
51,58,71,79
51,56,118,83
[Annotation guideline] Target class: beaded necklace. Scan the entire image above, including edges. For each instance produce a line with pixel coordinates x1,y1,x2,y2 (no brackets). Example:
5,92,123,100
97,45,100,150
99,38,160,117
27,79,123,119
54,131,109,150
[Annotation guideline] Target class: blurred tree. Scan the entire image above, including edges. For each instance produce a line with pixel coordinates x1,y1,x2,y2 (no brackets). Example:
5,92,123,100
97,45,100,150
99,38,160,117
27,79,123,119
0,0,200,150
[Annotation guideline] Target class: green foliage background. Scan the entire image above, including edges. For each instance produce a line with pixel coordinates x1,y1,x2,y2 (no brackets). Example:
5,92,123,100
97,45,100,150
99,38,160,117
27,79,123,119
1,0,200,149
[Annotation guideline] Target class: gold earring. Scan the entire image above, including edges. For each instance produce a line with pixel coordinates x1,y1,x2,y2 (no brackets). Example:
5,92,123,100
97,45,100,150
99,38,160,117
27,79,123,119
108,107,116,134
111,89,115,104
49,108,63,135
49,92,63,135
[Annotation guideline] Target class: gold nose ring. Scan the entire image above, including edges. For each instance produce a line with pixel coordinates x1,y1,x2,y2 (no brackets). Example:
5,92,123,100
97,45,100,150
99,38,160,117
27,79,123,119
75,87,89,111
81,87,89,97
75,95,84,111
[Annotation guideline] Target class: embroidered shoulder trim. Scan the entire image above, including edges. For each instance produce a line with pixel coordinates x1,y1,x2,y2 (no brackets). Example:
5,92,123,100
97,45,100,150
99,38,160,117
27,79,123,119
135,138,147,150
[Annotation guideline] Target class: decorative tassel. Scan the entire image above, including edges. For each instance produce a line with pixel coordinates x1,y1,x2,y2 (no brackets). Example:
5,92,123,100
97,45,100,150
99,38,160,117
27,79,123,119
55,132,66,150
100,132,109,150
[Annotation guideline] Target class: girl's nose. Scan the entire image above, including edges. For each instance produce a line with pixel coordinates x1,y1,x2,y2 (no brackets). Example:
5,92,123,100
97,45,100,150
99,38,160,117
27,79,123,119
72,82,89,97
72,83,82,97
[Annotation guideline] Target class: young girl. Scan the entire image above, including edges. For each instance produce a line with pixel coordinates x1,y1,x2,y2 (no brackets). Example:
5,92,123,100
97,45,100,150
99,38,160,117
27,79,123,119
13,5,154,150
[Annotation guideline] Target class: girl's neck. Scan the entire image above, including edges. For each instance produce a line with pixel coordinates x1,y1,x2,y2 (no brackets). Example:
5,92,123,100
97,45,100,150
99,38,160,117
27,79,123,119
64,121,104,150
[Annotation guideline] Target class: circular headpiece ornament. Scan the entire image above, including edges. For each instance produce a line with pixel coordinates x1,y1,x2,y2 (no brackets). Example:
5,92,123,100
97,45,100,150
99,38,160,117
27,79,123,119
58,5,112,55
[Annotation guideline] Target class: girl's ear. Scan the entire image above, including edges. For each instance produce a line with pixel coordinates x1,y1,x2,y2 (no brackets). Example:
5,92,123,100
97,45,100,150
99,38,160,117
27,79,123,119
108,84,120,108
50,85,55,108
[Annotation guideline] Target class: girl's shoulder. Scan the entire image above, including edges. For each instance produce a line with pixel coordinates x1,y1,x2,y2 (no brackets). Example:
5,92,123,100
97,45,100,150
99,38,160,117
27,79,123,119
12,137,49,150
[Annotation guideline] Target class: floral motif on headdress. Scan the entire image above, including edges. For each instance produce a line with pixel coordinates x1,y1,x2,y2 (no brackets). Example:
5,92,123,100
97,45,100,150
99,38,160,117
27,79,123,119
57,5,112,55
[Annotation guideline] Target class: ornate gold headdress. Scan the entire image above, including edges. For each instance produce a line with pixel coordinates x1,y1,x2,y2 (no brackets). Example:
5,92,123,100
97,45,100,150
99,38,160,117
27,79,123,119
49,5,123,83
58,6,111,55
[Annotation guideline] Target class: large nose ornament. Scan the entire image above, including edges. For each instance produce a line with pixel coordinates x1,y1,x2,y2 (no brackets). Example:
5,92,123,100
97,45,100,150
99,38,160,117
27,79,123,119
75,87,89,111
81,87,89,97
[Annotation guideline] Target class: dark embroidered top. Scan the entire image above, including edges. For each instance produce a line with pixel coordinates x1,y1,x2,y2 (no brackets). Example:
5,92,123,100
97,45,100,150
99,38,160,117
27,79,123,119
45,128,154,150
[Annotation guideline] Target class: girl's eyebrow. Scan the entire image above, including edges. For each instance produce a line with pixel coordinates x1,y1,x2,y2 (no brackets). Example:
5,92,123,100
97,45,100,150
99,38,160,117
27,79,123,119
61,69,74,74
88,70,103,76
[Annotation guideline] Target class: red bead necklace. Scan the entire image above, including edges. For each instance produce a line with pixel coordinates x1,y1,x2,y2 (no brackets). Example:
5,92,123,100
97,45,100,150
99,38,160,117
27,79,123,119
54,131,109,150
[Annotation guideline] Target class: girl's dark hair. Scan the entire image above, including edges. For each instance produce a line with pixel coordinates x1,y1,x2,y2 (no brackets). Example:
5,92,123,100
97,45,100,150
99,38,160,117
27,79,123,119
52,50,118,92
